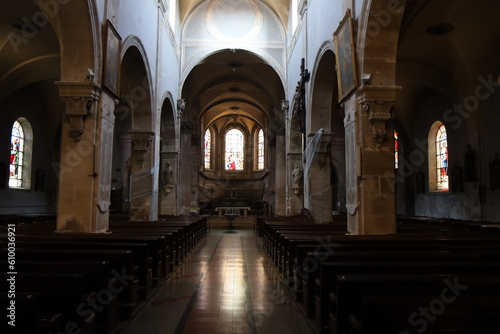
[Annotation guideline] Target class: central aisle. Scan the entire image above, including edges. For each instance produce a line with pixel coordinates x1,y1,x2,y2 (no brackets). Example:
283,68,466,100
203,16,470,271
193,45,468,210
119,229,315,334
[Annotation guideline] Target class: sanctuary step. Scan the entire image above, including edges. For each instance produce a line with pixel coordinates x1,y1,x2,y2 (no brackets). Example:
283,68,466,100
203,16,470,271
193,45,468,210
209,217,255,229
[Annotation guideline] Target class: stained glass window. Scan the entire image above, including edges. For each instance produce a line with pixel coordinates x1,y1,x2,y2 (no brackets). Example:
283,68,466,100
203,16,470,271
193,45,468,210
9,121,25,188
436,124,449,190
204,129,211,169
257,129,264,170
225,129,244,170
394,130,399,169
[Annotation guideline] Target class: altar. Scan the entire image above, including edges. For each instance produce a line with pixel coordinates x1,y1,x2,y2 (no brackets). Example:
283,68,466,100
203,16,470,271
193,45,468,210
215,206,251,218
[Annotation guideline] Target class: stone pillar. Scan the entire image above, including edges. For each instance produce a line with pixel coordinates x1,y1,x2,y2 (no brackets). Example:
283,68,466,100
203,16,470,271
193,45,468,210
55,81,115,233
118,134,132,212
308,133,333,223
179,122,193,216
275,133,286,216
346,85,399,235
129,130,155,221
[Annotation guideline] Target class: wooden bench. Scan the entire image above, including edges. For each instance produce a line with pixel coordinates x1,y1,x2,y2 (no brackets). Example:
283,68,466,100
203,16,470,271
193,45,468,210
1,292,40,334
334,274,500,334
0,248,139,319
17,232,169,283
315,260,500,333
0,273,96,334
3,260,118,334
360,295,500,333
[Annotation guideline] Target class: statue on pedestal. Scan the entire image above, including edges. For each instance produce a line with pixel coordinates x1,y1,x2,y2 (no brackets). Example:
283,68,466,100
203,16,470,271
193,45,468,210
292,165,303,194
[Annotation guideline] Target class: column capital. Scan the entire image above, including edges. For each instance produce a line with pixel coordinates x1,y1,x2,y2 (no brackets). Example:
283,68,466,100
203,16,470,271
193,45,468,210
357,85,400,148
130,130,155,168
56,81,102,142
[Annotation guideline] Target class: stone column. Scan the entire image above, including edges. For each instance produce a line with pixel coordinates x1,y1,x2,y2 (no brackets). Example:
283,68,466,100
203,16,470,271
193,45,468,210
179,122,193,216
307,133,333,223
55,81,115,233
346,85,399,235
118,134,132,212
129,130,155,221
274,133,286,216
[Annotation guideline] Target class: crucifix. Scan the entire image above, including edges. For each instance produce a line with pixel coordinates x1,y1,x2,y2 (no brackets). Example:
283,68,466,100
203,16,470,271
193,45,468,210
292,58,310,134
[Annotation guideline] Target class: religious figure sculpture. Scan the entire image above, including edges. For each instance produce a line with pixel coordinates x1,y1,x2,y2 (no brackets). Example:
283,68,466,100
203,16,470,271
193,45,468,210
292,165,303,194
163,161,174,193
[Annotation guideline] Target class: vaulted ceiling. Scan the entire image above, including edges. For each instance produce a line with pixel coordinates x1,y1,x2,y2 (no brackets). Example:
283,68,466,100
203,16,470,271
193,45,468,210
0,1,60,102
183,49,284,133
180,0,290,26
396,0,500,121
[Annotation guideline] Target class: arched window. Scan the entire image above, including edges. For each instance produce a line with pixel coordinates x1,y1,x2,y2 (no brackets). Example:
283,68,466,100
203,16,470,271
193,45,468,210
394,130,399,170
9,118,33,189
428,121,449,191
204,129,212,169
257,128,264,170
435,124,449,190
225,129,244,170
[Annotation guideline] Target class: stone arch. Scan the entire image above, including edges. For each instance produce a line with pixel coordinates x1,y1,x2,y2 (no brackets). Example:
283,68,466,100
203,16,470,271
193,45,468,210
305,43,340,222
119,37,156,221
36,0,102,82
159,92,178,215
308,41,337,133
121,36,154,131
180,0,286,89
357,0,408,87
180,48,286,96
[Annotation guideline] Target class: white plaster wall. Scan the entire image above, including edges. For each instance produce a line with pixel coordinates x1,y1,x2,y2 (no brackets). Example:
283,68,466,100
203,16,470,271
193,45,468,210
95,0,105,23
115,0,161,99
287,1,346,116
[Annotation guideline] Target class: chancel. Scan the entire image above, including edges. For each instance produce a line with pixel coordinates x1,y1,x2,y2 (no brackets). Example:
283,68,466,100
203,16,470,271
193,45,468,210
1,1,500,333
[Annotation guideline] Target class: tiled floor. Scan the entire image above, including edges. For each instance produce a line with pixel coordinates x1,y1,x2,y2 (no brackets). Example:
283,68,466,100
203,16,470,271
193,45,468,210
118,229,315,334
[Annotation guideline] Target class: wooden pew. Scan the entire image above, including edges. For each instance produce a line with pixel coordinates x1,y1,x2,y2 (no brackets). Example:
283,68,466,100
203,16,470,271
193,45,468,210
0,273,96,334
16,232,169,284
1,292,40,334
2,260,118,334
315,260,500,333
0,248,139,319
15,239,153,300
360,295,500,333
334,274,500,334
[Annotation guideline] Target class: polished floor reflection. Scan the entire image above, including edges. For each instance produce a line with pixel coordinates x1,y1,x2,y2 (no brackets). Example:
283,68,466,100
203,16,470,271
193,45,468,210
118,229,314,334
